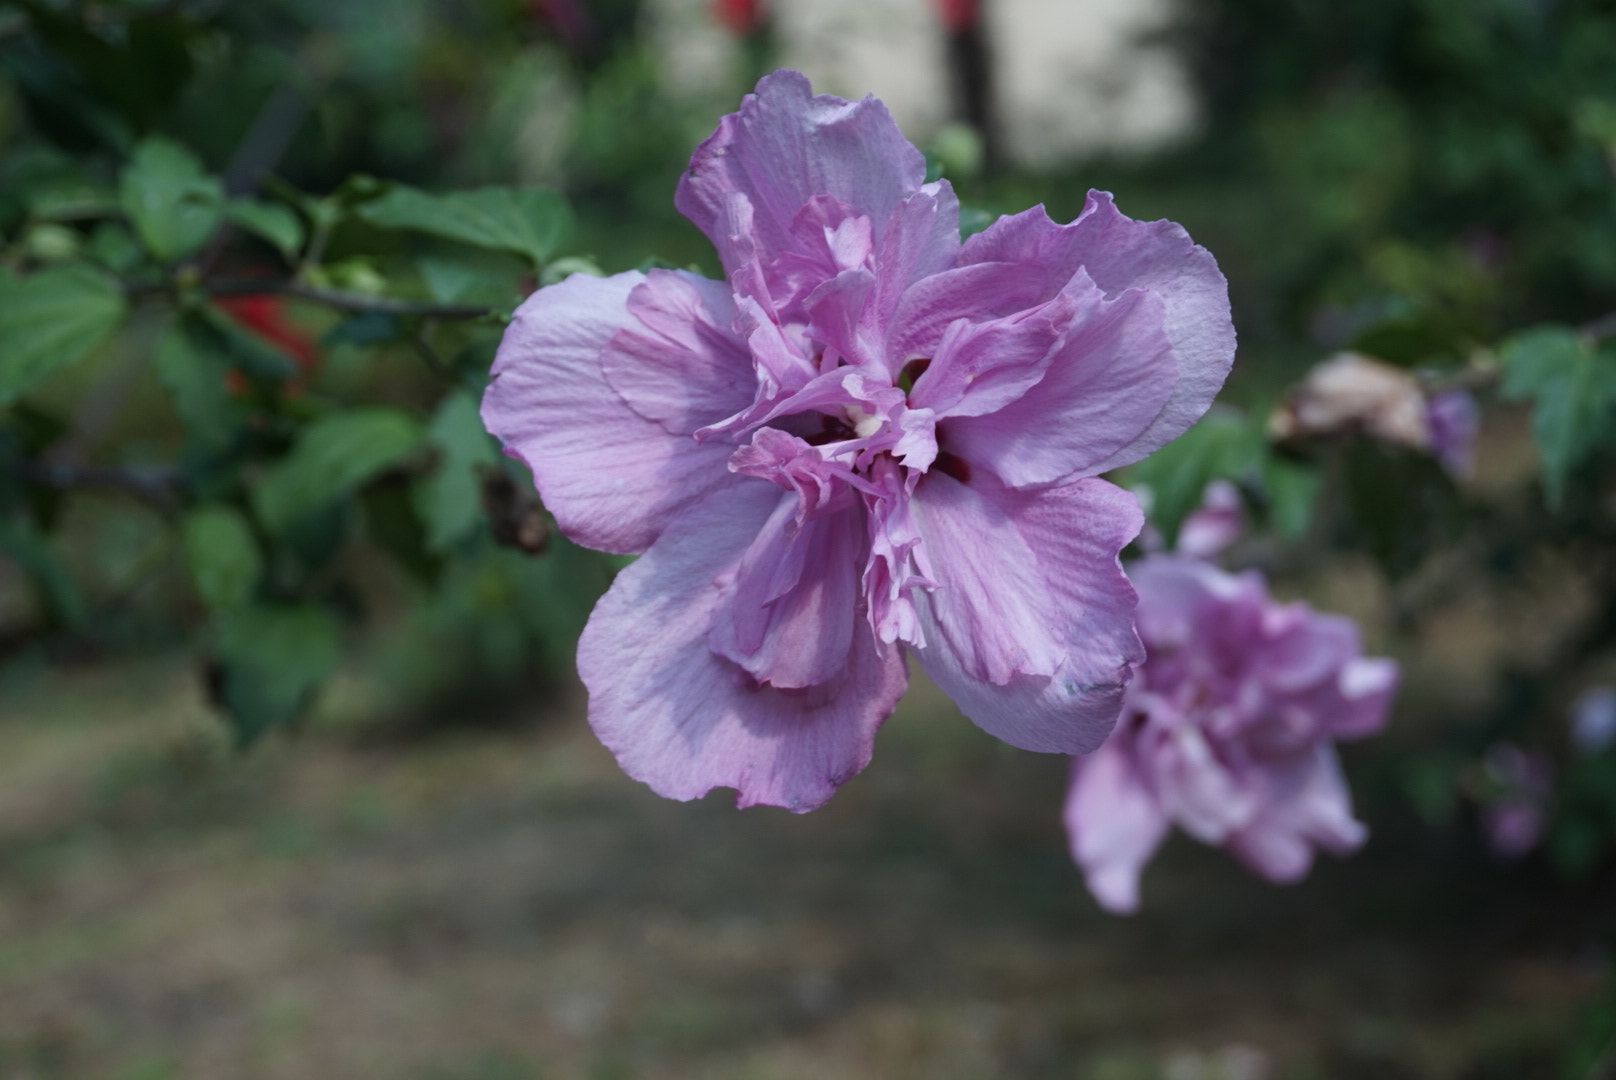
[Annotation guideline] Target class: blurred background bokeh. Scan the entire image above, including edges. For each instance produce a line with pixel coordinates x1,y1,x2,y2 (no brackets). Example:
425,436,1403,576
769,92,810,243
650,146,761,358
2,0,1616,1077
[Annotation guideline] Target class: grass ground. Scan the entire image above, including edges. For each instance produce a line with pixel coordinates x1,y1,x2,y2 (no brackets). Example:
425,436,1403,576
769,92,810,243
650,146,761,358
0,644,1603,1080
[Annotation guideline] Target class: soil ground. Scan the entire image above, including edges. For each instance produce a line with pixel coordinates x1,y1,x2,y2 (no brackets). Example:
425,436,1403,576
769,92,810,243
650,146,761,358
0,646,1603,1080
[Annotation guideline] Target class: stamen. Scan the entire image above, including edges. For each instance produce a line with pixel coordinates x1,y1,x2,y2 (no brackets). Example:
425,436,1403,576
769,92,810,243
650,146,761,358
845,405,883,439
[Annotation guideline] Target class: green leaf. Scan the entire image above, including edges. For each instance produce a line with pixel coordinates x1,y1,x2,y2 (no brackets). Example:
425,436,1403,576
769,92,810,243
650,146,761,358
1260,455,1321,538
1499,326,1616,508
1128,409,1264,544
0,515,86,627
214,604,341,743
224,199,305,262
0,263,127,406
959,207,997,240
1341,442,1456,577
155,318,241,453
253,408,424,535
119,137,223,262
183,506,261,613
413,390,499,553
417,246,526,305
363,478,439,583
359,184,572,269
84,221,145,274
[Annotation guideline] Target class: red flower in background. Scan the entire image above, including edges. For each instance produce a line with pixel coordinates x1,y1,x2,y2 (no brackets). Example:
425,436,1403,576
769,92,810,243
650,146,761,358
713,0,763,35
933,0,980,33
711,0,972,37
215,295,319,370
215,294,320,396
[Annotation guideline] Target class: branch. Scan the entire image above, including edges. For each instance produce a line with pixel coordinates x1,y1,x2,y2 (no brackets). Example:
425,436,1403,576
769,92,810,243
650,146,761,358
10,462,186,506
202,279,495,321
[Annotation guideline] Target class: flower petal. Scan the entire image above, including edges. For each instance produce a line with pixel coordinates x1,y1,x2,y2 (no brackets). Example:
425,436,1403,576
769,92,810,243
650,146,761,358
482,272,741,554
708,494,866,690
579,481,908,813
959,191,1236,473
1227,744,1367,882
906,299,1066,419
675,70,927,277
600,269,757,436
869,183,962,371
909,472,1145,754
1147,719,1258,843
940,275,1178,485
1063,738,1170,914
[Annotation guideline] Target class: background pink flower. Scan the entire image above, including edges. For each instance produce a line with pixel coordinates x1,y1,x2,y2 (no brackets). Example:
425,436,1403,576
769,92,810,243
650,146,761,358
1064,555,1399,912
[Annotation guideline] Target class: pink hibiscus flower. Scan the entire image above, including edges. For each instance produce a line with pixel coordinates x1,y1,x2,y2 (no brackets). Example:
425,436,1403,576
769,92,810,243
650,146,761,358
481,71,1235,811
1064,552,1399,912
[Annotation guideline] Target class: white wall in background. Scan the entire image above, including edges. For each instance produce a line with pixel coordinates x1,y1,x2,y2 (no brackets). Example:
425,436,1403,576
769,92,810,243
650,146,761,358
988,0,1197,165
643,0,744,103
643,0,1198,166
771,0,951,144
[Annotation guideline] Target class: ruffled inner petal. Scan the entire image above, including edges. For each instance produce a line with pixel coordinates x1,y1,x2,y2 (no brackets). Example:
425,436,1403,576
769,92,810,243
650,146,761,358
675,70,928,279
708,490,866,690
578,481,908,813
941,279,1177,486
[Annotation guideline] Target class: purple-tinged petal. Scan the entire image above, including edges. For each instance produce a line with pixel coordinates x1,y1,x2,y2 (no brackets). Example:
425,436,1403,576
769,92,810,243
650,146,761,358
1064,737,1169,914
763,196,875,321
482,272,741,555
600,269,757,436
1427,389,1480,478
675,70,927,277
884,260,1046,365
959,192,1236,473
579,481,908,812
804,267,882,369
1148,720,1260,844
862,457,934,648
1176,479,1244,558
709,495,866,690
892,408,938,473
1070,551,1396,906
910,473,1145,754
868,184,962,364
906,300,1066,419
1254,607,1361,696
942,278,1178,485
1325,657,1399,739
1227,745,1367,882
729,427,875,516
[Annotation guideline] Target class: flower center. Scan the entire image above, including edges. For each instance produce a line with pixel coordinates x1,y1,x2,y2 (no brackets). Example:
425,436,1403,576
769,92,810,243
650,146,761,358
844,405,884,439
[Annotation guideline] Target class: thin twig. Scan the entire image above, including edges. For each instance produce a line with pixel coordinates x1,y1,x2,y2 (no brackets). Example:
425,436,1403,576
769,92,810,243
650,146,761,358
202,279,494,320
10,462,186,507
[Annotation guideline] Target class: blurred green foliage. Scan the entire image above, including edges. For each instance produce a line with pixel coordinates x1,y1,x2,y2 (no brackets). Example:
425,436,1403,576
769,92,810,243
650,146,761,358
0,0,702,743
